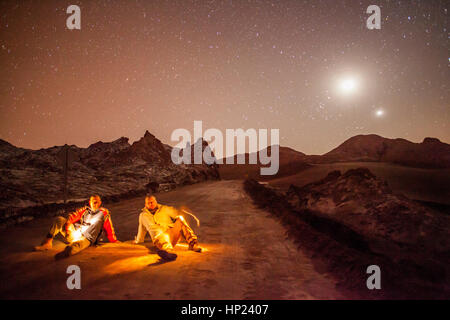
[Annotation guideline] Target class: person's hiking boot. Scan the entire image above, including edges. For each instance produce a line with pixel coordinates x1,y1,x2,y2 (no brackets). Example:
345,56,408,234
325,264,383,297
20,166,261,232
34,237,53,251
188,241,202,253
157,249,178,261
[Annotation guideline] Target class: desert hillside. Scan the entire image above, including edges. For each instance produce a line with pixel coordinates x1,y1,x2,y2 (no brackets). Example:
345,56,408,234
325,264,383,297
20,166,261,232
0,131,219,211
218,145,310,180
268,162,450,205
307,135,450,169
245,168,450,299
220,135,450,205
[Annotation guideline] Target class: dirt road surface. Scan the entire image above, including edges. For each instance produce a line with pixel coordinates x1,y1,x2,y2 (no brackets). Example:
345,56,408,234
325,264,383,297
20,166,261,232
0,180,346,299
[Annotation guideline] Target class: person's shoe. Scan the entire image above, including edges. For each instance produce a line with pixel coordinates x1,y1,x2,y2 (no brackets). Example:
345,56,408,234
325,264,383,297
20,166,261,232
156,249,177,261
188,242,202,253
34,237,53,251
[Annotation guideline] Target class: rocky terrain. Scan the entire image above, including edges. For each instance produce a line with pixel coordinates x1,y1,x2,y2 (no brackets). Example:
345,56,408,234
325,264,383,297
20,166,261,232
219,135,450,183
286,168,450,261
244,168,450,298
0,131,219,221
305,135,450,169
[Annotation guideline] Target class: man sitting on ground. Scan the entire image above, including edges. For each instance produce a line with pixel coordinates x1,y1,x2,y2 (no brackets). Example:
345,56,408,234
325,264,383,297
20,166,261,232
34,195,118,259
135,194,202,261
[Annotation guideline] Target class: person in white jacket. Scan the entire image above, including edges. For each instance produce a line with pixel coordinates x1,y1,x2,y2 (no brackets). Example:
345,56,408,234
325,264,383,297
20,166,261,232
135,194,202,260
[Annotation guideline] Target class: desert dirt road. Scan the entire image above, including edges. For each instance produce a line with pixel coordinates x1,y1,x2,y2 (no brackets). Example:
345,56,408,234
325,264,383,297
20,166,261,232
0,180,346,299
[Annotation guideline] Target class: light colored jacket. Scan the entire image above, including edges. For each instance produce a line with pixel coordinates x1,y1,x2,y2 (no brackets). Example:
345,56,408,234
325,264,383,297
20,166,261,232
139,204,179,240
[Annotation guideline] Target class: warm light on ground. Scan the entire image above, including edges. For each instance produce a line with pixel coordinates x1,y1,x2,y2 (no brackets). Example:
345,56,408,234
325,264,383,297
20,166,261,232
102,243,212,275
176,243,209,252
104,255,161,275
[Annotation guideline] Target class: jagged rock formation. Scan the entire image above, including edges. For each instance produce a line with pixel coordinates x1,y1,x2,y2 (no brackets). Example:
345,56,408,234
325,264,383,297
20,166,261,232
0,131,219,210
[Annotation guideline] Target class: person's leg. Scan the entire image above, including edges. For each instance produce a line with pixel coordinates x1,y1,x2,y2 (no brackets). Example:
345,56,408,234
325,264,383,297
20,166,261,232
135,212,148,243
55,237,91,260
67,238,91,255
136,212,177,261
34,216,67,251
168,219,183,248
153,219,184,250
49,216,68,238
153,232,174,251
178,217,201,252
153,228,178,261
164,218,202,253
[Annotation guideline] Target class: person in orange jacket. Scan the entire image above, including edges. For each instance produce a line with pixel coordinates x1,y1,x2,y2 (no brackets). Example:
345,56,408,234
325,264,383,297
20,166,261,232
34,195,118,258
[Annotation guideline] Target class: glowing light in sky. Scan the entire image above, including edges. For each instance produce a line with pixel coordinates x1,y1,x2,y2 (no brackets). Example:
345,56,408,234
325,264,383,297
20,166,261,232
375,109,385,117
339,77,358,94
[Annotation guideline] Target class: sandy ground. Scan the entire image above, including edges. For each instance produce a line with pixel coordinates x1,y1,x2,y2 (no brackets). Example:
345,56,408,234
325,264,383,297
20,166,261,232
0,180,346,300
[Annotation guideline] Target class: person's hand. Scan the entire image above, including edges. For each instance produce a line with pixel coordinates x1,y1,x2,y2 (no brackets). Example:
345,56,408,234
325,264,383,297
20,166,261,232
64,223,76,233
65,232,74,243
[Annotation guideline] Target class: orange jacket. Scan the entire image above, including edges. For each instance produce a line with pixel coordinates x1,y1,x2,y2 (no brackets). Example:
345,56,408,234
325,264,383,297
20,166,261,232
65,206,117,243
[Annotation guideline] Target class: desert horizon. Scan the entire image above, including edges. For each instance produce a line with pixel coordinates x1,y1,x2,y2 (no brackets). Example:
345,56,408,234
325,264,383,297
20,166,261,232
0,0,448,309
2,130,449,157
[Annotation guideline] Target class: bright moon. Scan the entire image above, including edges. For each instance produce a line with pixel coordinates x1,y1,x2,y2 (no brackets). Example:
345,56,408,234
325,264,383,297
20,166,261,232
339,78,357,94
375,109,385,117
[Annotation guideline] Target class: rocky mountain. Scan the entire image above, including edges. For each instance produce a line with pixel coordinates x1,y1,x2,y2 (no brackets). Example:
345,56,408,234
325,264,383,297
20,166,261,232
0,131,219,210
307,134,450,168
218,145,310,180
220,135,450,182
220,145,306,163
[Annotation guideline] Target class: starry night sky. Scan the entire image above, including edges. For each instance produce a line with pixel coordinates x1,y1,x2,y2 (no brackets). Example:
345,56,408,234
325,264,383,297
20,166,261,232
0,0,448,155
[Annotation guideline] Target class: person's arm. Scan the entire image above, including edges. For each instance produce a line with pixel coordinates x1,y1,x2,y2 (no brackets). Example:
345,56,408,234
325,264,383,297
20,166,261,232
65,207,86,232
176,207,200,227
102,210,118,243
168,206,182,221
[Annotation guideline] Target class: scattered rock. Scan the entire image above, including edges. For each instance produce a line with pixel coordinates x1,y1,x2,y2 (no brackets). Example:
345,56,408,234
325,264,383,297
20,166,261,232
286,168,450,254
244,169,450,298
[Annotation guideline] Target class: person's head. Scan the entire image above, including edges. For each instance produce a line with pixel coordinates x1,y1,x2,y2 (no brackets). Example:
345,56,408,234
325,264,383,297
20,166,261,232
89,195,102,211
145,194,158,210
